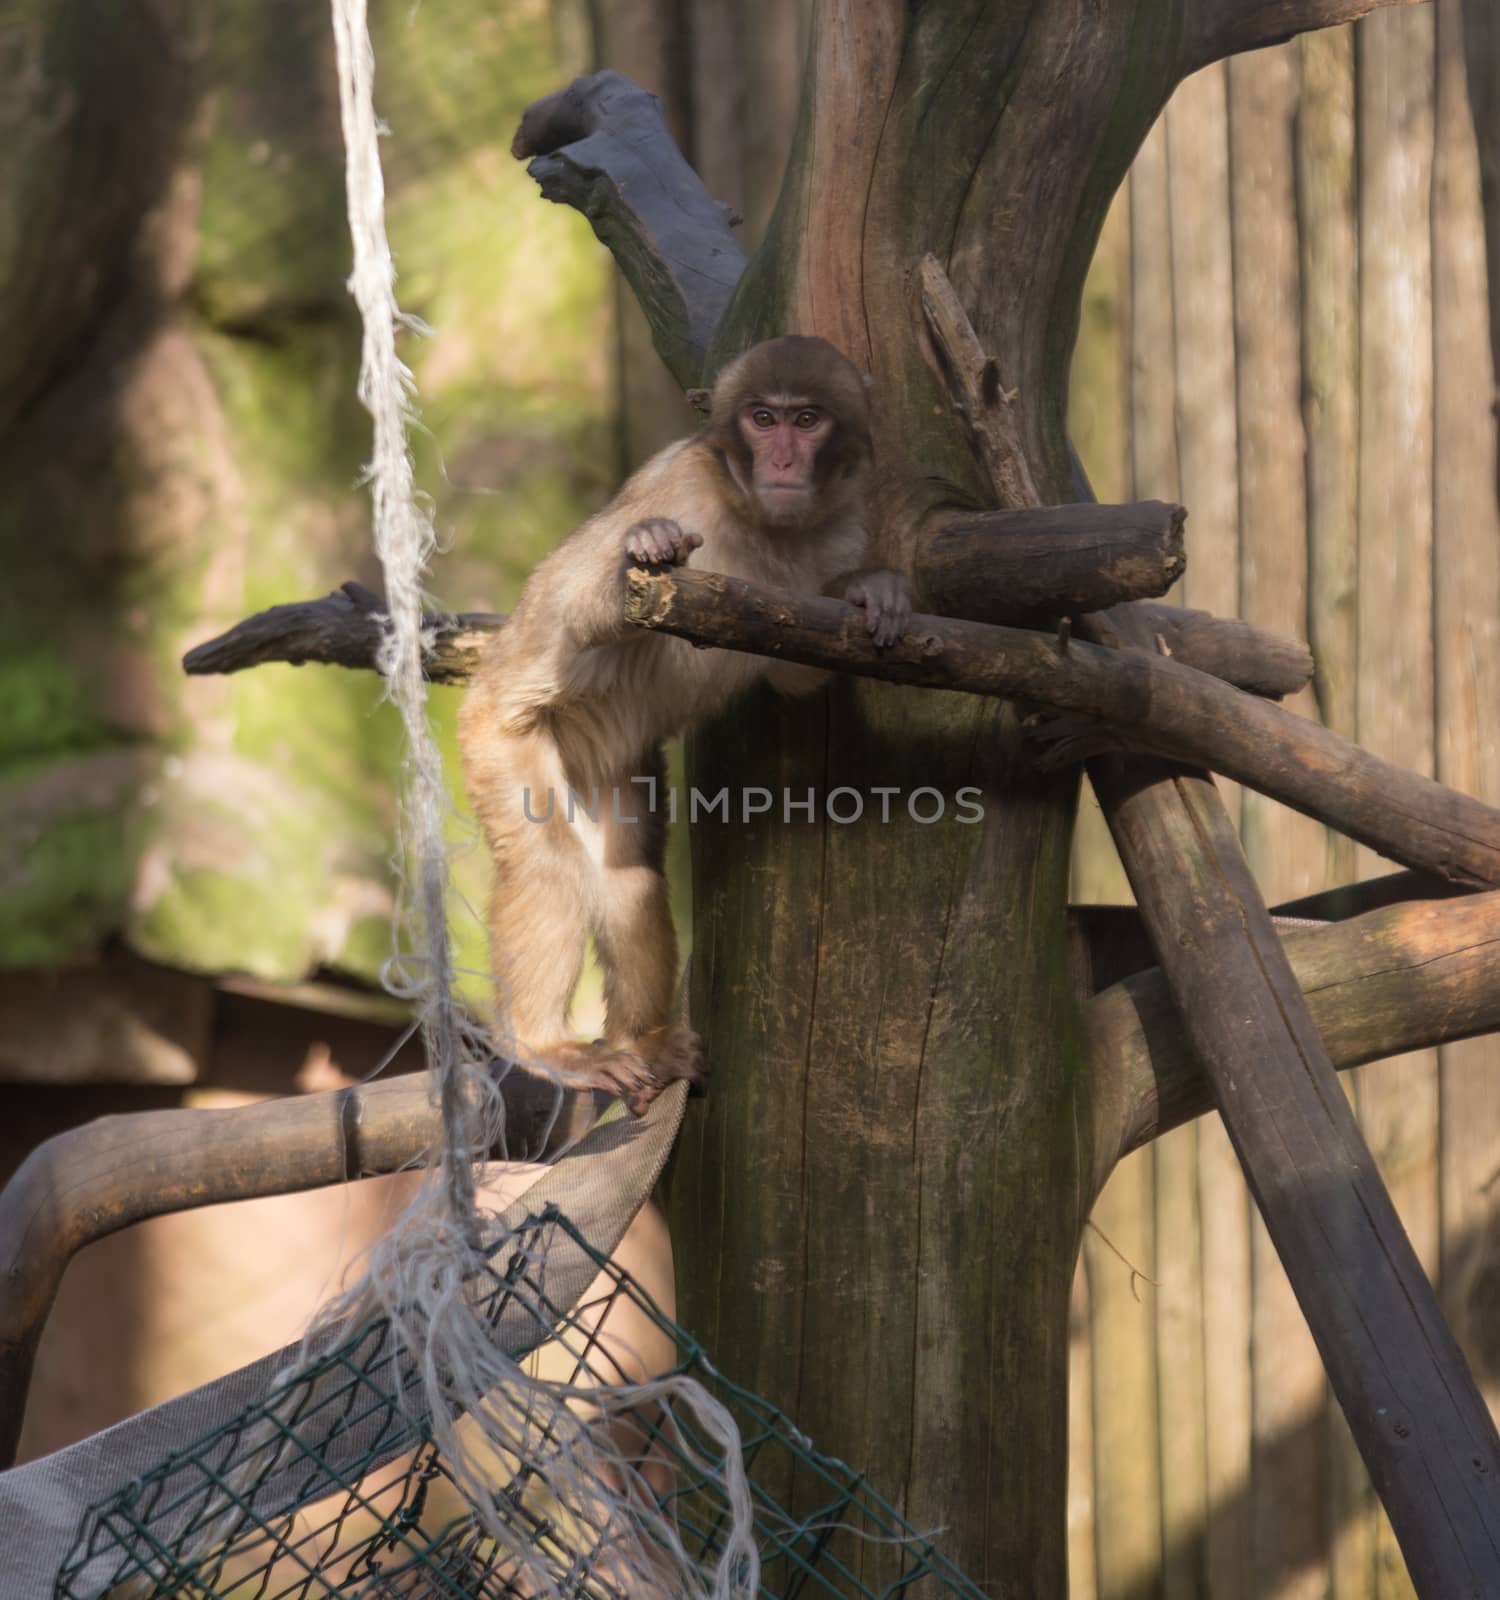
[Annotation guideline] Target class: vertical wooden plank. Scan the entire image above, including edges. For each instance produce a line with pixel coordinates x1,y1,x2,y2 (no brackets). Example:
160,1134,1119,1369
598,1,700,465
1298,27,1361,778
1229,45,1325,911
1435,0,1500,1447
1356,10,1438,1597
1071,185,1133,510
1196,1115,1253,1600
1460,0,1500,388
1228,42,1332,1600
1129,121,1182,514
1154,1124,1208,1600
1069,180,1157,1598
1297,29,1373,1599
1070,185,1134,907
1165,64,1251,1600
1165,67,1240,639
1069,1264,1099,1600
1296,18,1361,938
1128,117,1208,1600
687,0,748,222
737,0,810,243
1086,1156,1164,1598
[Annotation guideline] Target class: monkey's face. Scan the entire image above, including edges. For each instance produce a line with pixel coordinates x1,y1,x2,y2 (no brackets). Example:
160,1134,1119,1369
737,396,835,525
708,336,872,528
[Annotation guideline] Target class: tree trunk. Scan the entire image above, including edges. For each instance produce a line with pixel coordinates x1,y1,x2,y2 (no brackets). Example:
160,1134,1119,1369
667,8,1173,1590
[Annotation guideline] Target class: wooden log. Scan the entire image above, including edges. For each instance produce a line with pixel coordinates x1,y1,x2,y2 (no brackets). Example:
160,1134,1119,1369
513,70,747,387
1185,0,1427,74
914,257,1040,508
185,571,1313,716
1274,868,1463,921
1071,869,1464,995
1087,751,1500,1595
625,566,1500,888
919,501,1186,625
1096,887,1500,1168
181,581,502,684
0,1071,607,1465
1095,602,1313,698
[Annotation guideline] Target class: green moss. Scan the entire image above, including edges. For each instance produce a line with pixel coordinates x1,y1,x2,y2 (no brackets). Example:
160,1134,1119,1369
339,911,401,985
0,648,110,765
199,324,366,502
190,10,348,328
135,862,289,979
0,807,135,966
129,758,374,980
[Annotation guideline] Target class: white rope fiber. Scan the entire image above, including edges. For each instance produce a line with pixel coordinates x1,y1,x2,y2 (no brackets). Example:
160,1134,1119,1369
308,5,760,1596
330,0,490,1227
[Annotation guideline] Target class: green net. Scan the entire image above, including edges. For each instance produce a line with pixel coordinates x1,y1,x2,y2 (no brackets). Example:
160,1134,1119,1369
55,1206,985,1600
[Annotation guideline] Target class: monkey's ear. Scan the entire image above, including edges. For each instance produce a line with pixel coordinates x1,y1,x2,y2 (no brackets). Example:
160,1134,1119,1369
685,387,712,414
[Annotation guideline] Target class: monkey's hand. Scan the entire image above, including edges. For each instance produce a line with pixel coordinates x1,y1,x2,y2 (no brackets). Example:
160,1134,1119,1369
625,518,703,568
843,570,912,649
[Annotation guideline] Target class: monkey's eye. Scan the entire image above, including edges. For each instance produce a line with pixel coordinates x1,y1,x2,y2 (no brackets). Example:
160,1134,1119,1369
750,407,777,429
793,409,822,430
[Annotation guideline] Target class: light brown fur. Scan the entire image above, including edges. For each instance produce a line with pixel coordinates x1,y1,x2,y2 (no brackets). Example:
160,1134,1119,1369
458,337,898,1110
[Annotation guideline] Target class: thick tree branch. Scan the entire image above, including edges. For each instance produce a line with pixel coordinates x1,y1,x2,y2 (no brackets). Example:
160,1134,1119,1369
181,582,502,683
1091,890,1500,1182
0,1069,609,1464
914,256,1039,507
1103,601,1314,698
1184,0,1427,76
513,71,747,387
625,566,1500,888
189,573,1311,702
919,501,1186,625
1071,869,1463,992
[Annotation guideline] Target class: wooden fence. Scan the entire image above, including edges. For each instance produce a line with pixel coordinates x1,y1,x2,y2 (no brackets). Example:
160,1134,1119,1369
1065,7,1500,1595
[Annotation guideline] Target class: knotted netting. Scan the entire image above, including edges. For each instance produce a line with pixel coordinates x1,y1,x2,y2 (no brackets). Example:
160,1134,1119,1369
46,1203,988,1600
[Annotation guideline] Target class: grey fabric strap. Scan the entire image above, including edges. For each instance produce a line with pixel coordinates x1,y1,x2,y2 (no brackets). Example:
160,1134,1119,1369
0,1083,685,1597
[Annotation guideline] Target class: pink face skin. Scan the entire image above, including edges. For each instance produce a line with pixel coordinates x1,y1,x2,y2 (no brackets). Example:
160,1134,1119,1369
738,396,833,520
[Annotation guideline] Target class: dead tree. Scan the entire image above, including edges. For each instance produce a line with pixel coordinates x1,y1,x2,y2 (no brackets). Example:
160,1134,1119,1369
11,4,1500,1596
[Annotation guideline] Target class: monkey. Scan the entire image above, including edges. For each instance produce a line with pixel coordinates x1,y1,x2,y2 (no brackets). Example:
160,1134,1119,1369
458,335,910,1114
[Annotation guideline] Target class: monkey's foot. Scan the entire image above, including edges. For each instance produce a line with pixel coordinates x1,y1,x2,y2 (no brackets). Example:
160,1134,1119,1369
620,1024,706,1117
529,1031,706,1116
